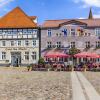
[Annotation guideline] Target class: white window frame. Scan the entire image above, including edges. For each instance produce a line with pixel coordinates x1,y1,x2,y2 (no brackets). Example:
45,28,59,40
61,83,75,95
2,41,6,46
33,40,36,46
47,41,52,48
18,40,21,46
24,52,29,60
25,40,29,46
71,42,75,48
2,52,6,60
33,33,37,38
85,41,90,48
95,28,100,36
32,52,37,60
47,29,52,37
56,42,61,48
11,41,14,46
71,28,76,36
96,41,100,48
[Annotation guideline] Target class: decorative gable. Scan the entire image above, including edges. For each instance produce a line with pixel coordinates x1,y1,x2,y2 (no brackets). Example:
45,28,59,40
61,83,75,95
59,20,87,27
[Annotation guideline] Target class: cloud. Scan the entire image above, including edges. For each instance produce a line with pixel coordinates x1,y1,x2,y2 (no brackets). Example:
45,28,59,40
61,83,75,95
94,13,100,18
78,17,85,19
0,0,14,7
73,0,100,8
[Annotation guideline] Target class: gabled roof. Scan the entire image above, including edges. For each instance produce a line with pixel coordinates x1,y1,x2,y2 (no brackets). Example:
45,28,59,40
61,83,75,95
0,7,37,28
42,18,100,28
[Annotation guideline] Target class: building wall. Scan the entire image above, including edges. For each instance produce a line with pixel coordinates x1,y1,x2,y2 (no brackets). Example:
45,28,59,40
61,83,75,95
41,24,100,57
0,28,39,66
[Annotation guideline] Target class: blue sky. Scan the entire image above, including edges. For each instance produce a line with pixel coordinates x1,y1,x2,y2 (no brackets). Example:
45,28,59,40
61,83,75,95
0,0,100,23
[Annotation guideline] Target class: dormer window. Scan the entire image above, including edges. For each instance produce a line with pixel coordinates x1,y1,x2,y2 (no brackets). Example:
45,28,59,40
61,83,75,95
47,29,52,37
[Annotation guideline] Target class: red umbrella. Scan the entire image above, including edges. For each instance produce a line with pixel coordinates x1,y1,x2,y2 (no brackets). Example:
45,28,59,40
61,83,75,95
89,53,100,58
44,53,70,58
74,52,99,58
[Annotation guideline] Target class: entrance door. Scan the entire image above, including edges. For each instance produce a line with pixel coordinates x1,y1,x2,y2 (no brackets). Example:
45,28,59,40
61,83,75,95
11,52,21,67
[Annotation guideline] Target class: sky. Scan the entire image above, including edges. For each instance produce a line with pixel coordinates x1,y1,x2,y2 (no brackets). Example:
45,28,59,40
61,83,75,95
0,0,100,23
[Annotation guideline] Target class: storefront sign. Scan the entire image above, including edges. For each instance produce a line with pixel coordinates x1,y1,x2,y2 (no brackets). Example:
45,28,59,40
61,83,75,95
5,47,27,51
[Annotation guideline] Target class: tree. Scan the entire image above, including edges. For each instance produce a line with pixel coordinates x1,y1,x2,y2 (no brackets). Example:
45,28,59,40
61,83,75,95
38,57,45,65
69,47,80,56
69,47,81,66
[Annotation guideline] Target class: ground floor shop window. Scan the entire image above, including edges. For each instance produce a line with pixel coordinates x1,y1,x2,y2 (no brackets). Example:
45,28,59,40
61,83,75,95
46,58,50,62
59,57,64,62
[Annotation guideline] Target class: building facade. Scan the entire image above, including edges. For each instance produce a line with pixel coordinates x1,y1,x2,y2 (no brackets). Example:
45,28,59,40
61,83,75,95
0,7,39,67
41,9,100,62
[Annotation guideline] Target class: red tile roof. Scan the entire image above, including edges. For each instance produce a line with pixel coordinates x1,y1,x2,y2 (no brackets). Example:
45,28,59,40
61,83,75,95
42,18,100,28
29,16,37,21
0,7,37,28
78,19,100,27
42,19,68,28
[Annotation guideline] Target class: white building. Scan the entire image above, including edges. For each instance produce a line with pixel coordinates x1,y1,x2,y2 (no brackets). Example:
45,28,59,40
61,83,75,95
0,7,40,67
